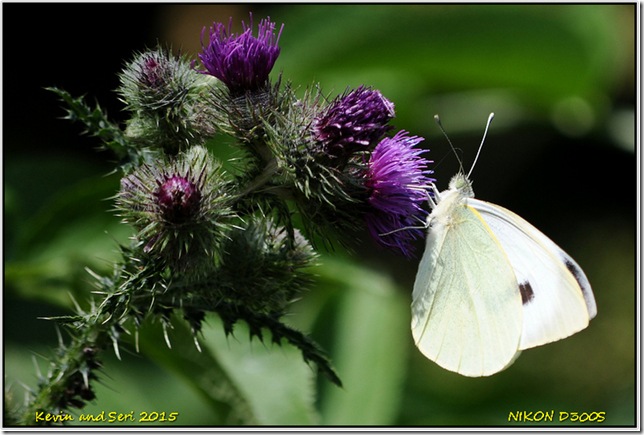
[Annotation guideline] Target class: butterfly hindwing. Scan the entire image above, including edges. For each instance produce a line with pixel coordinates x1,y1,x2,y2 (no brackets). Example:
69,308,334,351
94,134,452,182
412,197,523,377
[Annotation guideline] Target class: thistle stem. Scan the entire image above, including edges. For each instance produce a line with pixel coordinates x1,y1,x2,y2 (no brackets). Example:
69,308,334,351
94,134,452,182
238,157,279,197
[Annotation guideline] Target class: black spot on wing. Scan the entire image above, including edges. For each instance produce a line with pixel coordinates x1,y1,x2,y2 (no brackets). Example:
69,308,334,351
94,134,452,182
519,282,534,305
565,259,592,298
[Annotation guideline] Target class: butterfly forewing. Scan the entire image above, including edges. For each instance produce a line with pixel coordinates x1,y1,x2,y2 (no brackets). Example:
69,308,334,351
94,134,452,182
470,198,596,350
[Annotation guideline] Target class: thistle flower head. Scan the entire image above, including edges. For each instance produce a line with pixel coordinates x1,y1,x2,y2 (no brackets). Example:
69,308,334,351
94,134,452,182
314,86,395,159
364,131,433,257
116,146,234,272
198,15,283,95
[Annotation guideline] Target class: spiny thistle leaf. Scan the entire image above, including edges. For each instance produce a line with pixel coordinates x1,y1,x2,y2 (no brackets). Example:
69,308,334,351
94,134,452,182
46,87,154,171
213,300,342,387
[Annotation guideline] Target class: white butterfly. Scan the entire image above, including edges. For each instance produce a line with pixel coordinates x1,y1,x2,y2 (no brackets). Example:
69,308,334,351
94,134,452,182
412,113,597,377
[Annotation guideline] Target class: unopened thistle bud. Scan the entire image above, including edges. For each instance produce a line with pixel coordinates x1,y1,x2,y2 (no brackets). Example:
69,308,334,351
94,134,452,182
116,146,234,272
118,48,189,112
118,48,217,154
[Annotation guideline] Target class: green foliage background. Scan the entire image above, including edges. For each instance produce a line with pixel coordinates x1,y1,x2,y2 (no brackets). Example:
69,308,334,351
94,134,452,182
4,4,636,427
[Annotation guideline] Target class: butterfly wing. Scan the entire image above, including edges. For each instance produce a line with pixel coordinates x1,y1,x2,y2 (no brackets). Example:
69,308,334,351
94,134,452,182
412,201,523,377
469,198,596,350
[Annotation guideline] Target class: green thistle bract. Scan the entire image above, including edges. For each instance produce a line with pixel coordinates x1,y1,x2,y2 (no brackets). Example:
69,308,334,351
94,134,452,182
192,218,317,316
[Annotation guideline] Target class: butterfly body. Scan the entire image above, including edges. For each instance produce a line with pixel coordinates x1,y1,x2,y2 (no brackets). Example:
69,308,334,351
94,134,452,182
412,172,596,377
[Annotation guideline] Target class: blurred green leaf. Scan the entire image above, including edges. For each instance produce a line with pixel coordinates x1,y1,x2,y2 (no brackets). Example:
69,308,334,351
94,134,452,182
11,173,123,257
202,317,320,425
314,257,409,425
275,5,629,135
4,176,128,307
137,317,255,425
138,314,320,425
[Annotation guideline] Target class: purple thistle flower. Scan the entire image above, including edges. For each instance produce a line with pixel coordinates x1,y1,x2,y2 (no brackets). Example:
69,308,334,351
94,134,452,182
198,15,283,94
364,131,434,257
314,86,395,158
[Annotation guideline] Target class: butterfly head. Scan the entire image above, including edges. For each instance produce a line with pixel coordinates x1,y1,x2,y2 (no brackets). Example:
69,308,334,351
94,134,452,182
448,172,474,198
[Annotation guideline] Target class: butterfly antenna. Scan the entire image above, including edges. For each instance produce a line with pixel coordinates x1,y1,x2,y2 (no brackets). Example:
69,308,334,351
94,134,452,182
434,114,464,174
467,112,495,179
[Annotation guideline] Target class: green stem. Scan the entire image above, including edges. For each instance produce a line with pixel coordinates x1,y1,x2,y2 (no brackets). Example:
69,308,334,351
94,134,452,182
238,158,280,197
17,319,109,426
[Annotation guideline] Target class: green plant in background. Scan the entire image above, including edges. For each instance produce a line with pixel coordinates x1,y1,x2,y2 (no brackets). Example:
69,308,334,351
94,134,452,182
5,14,433,426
